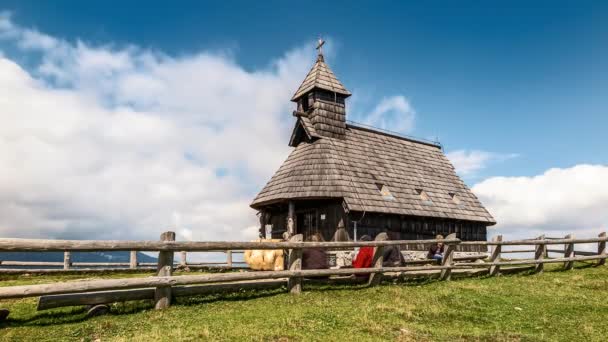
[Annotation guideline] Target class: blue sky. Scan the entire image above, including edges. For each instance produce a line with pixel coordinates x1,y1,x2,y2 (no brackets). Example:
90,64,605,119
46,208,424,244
0,2,606,241
3,1,607,179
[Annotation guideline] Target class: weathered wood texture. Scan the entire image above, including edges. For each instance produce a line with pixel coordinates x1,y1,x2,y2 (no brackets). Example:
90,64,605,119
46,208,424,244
368,245,384,286
63,251,71,270
226,251,232,268
287,234,303,294
2,255,607,300
0,267,157,274
0,237,461,252
563,234,575,270
598,232,606,266
461,237,608,246
155,231,175,309
38,280,286,310
534,235,546,274
0,265,455,300
489,235,502,276
130,251,137,269
440,233,457,280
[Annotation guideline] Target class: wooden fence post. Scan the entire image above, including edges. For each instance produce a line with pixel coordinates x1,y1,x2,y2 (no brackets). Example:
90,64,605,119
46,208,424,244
287,234,303,294
563,234,574,270
439,233,457,281
155,231,175,309
489,235,502,276
534,234,546,274
180,251,187,268
439,245,454,281
226,250,233,268
598,232,606,266
130,251,137,269
63,251,71,270
368,245,385,286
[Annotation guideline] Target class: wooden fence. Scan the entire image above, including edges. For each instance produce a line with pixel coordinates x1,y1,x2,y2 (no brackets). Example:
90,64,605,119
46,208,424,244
0,250,246,274
0,231,605,319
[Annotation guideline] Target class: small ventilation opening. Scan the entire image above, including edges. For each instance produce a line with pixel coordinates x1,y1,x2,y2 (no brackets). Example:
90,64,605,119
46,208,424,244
416,189,433,205
449,192,461,204
376,183,395,201
449,192,465,208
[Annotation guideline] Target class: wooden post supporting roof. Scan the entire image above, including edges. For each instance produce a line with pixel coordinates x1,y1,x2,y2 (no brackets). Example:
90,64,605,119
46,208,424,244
155,231,175,309
287,201,295,237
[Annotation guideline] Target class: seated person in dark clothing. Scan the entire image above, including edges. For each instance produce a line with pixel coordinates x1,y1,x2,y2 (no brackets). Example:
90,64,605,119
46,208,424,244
376,232,405,267
427,234,445,262
302,233,328,270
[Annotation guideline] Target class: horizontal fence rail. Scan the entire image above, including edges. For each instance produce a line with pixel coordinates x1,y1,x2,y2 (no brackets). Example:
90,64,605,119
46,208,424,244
0,231,606,319
0,238,460,252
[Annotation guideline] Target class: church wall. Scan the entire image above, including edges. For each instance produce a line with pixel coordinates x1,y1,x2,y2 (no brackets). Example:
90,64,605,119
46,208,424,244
260,200,488,251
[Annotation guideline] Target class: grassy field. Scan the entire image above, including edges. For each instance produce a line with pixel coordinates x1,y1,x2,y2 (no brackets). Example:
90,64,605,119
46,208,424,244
0,264,607,341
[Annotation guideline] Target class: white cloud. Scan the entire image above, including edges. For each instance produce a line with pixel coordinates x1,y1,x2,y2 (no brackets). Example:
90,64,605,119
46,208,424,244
473,164,608,240
0,16,317,241
447,150,518,176
363,95,415,133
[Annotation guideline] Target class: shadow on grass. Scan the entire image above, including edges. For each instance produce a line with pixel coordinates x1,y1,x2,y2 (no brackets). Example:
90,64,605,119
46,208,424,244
1,263,600,329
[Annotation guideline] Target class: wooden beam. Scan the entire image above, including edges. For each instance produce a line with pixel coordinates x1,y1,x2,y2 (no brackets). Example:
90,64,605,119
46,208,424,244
0,265,461,300
0,267,156,274
367,245,384,286
63,251,71,270
155,231,175,309
0,238,461,252
37,280,287,310
226,251,233,268
287,234,303,294
489,235,502,276
461,236,608,246
598,232,606,266
287,201,295,236
440,233,457,281
180,251,187,268
534,234,546,274
563,234,575,270
130,251,138,269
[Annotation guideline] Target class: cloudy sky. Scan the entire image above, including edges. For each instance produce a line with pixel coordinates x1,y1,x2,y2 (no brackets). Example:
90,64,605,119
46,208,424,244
0,2,606,242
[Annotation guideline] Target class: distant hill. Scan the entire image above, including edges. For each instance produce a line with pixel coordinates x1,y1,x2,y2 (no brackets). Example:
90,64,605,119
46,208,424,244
0,251,157,264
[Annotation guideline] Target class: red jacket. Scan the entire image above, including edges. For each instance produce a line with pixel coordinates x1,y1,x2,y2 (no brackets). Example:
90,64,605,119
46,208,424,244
353,247,374,268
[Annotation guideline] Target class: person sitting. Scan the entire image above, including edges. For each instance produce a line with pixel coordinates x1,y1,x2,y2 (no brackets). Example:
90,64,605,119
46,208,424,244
332,219,354,267
302,233,328,270
376,232,405,267
427,234,445,263
352,235,374,269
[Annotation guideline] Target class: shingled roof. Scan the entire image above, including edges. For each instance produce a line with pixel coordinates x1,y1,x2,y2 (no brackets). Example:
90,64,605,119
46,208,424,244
251,122,496,225
291,54,351,101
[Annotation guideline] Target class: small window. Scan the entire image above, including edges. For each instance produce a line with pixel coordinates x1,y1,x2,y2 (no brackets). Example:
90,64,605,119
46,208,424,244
415,189,433,205
376,183,395,201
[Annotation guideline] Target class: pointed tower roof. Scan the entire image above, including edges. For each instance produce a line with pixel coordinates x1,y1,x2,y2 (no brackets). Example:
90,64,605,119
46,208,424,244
291,54,351,102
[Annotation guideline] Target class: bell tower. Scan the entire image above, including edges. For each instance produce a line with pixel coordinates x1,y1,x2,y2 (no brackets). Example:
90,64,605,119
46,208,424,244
291,39,351,140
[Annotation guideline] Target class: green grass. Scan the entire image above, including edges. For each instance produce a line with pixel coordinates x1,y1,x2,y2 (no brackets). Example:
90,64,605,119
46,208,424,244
1,264,607,341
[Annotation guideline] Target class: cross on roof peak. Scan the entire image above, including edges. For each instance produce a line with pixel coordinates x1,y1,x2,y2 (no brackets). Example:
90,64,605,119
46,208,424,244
316,37,325,56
